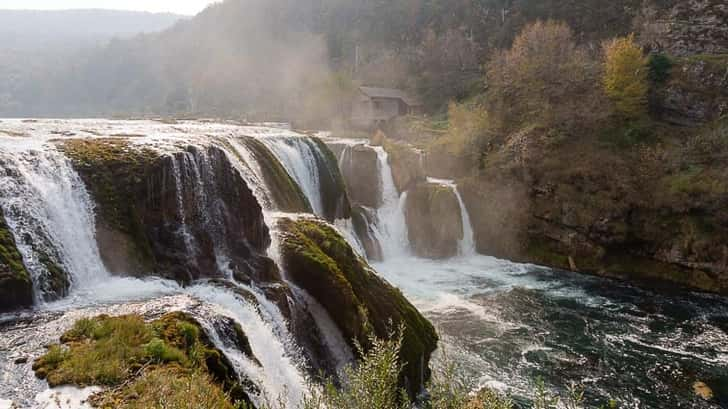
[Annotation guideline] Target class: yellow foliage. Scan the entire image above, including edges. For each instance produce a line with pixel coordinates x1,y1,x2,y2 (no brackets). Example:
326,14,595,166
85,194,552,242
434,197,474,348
602,34,649,118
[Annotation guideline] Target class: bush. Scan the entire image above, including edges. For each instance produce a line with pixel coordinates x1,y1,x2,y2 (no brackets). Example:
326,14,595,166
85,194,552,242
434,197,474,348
603,34,649,119
648,53,673,84
144,338,186,364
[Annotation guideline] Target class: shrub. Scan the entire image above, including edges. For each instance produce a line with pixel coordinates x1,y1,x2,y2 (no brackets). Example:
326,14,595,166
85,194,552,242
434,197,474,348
648,53,673,84
603,35,649,119
303,329,411,409
144,338,187,364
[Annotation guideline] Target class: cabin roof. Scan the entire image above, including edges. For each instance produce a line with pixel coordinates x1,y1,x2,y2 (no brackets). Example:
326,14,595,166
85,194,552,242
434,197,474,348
358,86,422,106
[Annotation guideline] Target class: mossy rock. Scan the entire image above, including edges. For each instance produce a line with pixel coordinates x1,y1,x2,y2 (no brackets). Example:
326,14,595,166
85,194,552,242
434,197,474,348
278,217,437,397
58,138,159,273
34,312,254,407
237,137,312,213
0,206,33,312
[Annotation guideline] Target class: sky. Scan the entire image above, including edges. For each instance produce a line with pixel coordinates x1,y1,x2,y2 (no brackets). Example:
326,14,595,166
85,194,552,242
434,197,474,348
0,0,221,15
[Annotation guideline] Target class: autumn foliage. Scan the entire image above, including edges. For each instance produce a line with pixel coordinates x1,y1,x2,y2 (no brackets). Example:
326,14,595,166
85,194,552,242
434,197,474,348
602,35,649,119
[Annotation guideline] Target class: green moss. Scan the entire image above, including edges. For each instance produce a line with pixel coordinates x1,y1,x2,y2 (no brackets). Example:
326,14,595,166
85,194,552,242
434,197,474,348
238,137,312,212
58,139,159,268
279,218,437,397
33,313,251,407
0,207,34,311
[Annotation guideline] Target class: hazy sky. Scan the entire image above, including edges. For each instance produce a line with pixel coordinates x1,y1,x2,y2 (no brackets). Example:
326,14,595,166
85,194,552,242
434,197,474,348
0,0,221,15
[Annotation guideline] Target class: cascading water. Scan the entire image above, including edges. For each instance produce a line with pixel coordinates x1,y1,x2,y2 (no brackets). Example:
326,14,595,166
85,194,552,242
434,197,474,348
370,147,410,259
258,136,324,216
0,142,109,300
188,284,310,408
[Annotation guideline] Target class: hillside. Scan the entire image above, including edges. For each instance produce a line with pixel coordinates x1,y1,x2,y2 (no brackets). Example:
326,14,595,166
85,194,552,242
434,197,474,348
0,0,692,120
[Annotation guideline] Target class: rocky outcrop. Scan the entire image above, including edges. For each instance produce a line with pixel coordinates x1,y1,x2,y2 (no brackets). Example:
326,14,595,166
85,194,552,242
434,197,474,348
659,0,728,57
383,140,426,194
277,218,437,398
236,137,312,213
458,177,529,260
654,55,728,126
460,125,728,294
339,145,382,208
405,182,464,259
0,207,33,312
311,138,352,221
59,139,275,285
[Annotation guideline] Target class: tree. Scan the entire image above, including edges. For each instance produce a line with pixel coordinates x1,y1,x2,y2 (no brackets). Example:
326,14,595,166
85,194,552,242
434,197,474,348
485,20,602,129
602,34,649,119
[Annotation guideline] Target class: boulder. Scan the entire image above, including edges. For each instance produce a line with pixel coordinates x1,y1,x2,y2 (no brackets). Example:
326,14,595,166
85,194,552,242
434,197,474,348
339,144,382,208
405,182,464,259
278,217,437,398
383,140,426,194
0,207,33,312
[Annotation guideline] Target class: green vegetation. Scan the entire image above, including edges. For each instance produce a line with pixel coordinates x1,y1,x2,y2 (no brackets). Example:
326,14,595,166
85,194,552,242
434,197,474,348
0,207,34,311
33,313,250,408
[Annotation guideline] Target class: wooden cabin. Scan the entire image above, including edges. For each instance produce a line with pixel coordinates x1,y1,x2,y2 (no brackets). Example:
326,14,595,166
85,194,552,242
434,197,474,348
351,86,422,128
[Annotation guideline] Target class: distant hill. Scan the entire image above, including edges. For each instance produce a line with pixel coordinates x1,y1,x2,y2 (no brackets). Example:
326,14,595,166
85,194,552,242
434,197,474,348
0,9,183,49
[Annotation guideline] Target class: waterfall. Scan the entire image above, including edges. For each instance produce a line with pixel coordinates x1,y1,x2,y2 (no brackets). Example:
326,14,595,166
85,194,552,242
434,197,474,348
0,143,109,300
371,147,410,259
220,136,275,211
188,284,310,408
258,136,324,216
426,178,476,257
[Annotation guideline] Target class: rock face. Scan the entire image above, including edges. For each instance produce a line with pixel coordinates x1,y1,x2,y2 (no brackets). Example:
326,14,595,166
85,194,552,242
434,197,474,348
278,218,437,398
0,207,33,312
60,139,275,285
458,177,529,260
405,182,463,259
459,125,728,294
383,140,426,194
339,144,382,208
654,55,728,126
659,0,728,57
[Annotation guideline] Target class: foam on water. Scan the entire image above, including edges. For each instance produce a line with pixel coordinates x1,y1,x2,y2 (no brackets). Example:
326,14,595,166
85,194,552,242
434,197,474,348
34,386,101,409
